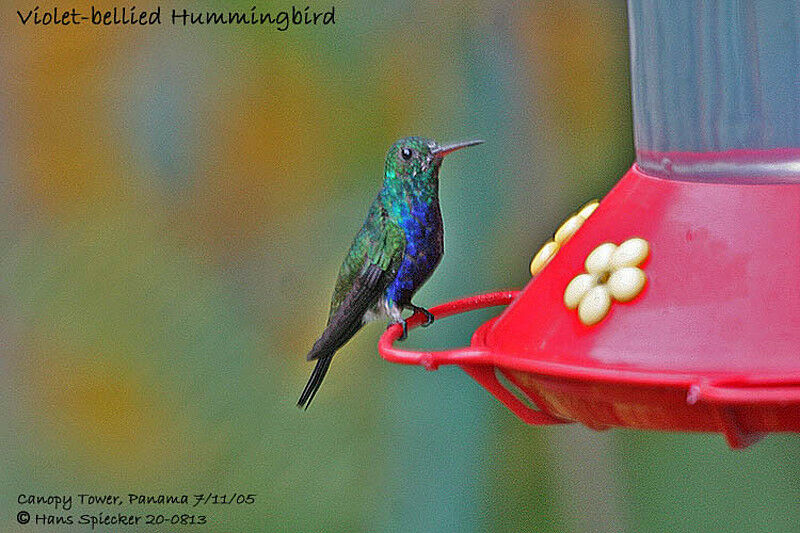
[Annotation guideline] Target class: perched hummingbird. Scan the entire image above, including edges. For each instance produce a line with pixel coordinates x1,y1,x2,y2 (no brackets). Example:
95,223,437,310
298,136,483,409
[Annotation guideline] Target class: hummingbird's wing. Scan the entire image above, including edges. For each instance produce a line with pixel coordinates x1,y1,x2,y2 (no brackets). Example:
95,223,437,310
306,262,389,361
298,220,405,409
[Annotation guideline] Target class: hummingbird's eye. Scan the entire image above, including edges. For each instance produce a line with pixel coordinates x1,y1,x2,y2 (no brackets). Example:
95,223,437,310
400,147,413,161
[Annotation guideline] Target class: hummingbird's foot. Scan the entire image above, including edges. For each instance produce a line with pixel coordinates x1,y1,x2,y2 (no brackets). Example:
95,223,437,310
397,319,409,341
393,306,432,341
408,305,435,327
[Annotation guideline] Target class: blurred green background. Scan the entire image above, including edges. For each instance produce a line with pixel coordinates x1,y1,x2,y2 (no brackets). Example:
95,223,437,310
2,1,798,531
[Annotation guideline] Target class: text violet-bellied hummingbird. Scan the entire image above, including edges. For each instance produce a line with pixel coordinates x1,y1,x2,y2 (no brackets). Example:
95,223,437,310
298,136,484,409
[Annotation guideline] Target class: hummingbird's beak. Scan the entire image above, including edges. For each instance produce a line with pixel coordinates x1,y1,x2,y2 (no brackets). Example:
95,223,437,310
431,139,484,158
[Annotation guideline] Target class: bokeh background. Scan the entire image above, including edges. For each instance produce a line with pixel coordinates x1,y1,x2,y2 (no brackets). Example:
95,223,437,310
2,1,799,531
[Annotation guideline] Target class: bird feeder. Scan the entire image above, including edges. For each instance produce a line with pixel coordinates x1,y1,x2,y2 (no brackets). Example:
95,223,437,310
379,1,800,448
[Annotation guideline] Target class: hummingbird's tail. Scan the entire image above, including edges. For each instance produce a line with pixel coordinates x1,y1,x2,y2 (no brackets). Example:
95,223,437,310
297,262,387,409
297,354,333,410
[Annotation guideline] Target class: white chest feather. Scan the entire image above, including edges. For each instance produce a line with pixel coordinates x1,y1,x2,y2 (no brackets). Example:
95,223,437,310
362,295,403,324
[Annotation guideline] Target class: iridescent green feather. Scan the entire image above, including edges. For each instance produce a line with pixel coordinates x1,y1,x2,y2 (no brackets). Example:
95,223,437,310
328,201,405,321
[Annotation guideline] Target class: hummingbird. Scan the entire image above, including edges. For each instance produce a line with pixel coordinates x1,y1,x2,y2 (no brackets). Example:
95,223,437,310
298,136,484,409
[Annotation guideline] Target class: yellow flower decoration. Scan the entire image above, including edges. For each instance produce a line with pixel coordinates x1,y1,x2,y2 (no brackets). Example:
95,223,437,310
530,199,600,276
564,237,649,326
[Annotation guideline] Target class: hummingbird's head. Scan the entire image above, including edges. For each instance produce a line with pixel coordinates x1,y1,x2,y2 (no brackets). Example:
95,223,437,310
384,136,484,183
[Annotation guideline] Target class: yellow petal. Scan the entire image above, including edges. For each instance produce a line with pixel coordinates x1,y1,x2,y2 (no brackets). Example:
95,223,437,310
607,267,647,302
554,215,585,245
577,200,600,219
585,242,617,274
564,273,597,309
609,237,650,270
530,241,559,276
578,285,611,326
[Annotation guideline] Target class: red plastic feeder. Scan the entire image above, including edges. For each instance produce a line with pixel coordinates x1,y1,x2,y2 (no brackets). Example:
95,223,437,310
380,163,800,448
379,3,800,448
